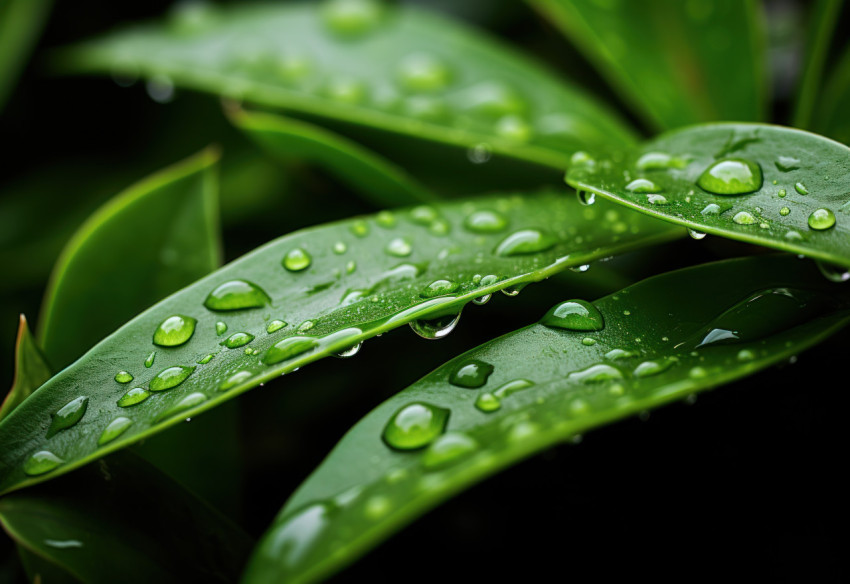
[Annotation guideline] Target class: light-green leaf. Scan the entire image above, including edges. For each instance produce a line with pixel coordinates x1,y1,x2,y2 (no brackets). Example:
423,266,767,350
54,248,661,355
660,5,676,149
0,0,51,111
229,107,434,206
566,123,850,269
38,148,222,370
245,255,850,583
0,191,680,495
528,0,767,130
0,316,51,422
0,452,252,583
57,0,636,169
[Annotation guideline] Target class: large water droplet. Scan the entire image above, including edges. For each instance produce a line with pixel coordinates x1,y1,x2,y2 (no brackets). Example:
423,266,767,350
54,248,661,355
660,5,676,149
267,320,287,334
420,279,459,298
494,229,556,256
117,387,151,407
576,190,596,206
152,315,197,347
397,53,451,92
409,311,462,340
23,451,63,476
464,210,508,233
322,0,383,37
149,365,195,392
697,159,762,195
449,359,494,388
283,248,312,272
422,432,478,470
625,178,662,193
263,336,318,365
204,280,270,311
808,208,836,230
221,332,255,349
382,402,450,450
46,396,89,438
98,417,132,446
156,392,207,422
385,237,413,257
541,299,604,331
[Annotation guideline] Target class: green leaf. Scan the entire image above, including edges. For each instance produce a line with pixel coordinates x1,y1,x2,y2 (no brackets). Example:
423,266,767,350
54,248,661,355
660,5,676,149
792,0,844,129
229,106,434,206
57,0,636,169
565,123,850,269
0,0,51,111
0,316,50,423
528,0,767,130
812,39,850,145
0,191,679,495
0,452,252,583
245,255,850,583
38,148,222,370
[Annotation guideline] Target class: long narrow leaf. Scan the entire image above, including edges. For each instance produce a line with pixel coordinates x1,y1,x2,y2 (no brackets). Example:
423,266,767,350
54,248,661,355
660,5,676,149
0,316,50,421
0,0,51,111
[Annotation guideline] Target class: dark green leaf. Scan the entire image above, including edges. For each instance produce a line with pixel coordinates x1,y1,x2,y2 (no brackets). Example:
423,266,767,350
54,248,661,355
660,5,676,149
812,38,850,144
0,191,679,494
246,255,850,583
528,0,767,130
0,316,50,423
38,148,222,370
57,0,636,169
0,0,52,111
793,0,844,129
0,453,252,584
230,106,434,206
566,123,850,268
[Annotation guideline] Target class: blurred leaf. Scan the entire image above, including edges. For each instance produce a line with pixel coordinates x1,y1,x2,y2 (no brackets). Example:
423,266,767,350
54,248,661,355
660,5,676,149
793,0,843,129
246,256,850,583
812,38,850,144
0,191,680,495
16,545,77,583
528,0,767,130
230,106,434,206
38,148,222,370
0,315,50,422
57,0,636,169
566,123,850,268
0,453,252,584
0,0,52,111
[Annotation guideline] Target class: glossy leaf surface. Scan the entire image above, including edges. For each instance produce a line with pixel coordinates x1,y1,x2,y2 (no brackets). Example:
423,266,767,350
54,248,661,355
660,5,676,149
566,123,850,268
0,0,52,110
528,0,766,130
0,192,680,494
58,0,636,169
0,453,252,583
38,149,222,369
0,316,50,422
247,256,850,583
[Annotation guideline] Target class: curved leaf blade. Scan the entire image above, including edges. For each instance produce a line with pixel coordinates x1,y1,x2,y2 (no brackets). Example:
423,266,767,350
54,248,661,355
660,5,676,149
0,453,252,583
38,148,222,369
0,316,50,422
0,191,680,495
528,0,767,130
229,107,434,206
246,256,850,583
812,40,850,144
0,0,51,111
566,123,850,268
57,1,636,169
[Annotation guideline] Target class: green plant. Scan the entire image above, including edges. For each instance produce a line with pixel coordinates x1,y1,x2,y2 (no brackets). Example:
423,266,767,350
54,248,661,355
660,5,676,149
1,0,848,581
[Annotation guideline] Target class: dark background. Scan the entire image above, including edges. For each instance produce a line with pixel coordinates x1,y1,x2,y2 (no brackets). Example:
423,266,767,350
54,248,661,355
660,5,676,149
1,1,847,582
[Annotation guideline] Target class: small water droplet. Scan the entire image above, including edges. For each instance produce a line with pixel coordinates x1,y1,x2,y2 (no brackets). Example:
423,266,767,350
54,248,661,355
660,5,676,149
422,432,477,470
808,208,836,230
577,190,596,206
540,299,604,331
635,152,690,170
475,392,501,412
568,363,624,383
464,209,508,233
350,220,370,237
215,321,227,335
114,371,133,384
46,396,89,438
144,351,156,368
778,188,786,198
263,336,318,364
688,228,707,240
494,229,556,256
732,211,756,225
219,370,253,391
346,260,357,274
283,248,312,272
397,53,451,92
569,264,590,273
98,417,132,446
689,366,708,379
267,320,287,333
816,261,850,282
152,315,197,347
737,349,756,361
385,237,413,257
219,332,254,349
701,203,722,215
625,178,663,193
467,143,492,164
581,337,597,346
149,365,195,392
646,194,668,205
322,0,383,37
382,402,449,450
449,359,494,388
146,75,175,103
156,392,207,422
495,115,532,141
297,320,315,333
117,387,151,407
420,279,459,298
409,310,462,339
23,451,63,476
376,211,396,228
633,358,675,378
779,206,791,216
605,348,637,360
472,294,491,305
795,182,809,195
697,159,762,195
334,340,363,358
204,280,270,311
332,241,347,254
785,230,803,241
775,156,800,172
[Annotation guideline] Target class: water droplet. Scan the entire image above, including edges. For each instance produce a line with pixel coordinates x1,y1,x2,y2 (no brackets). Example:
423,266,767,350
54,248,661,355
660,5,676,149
581,337,597,346
540,299,604,331
297,321,315,333
780,206,791,216
778,189,786,198
646,194,668,205
737,349,755,362
420,279,459,298
334,341,363,358
494,229,556,256
625,178,663,193
697,159,762,195
494,379,533,399
576,190,596,206
495,115,532,141
635,152,690,170
220,370,253,391
204,280,270,311
775,156,800,172
152,315,197,347
220,332,255,349
397,53,451,92
571,151,594,166
146,75,175,103
475,392,501,412
283,248,312,272
568,363,624,383
385,237,413,257
464,210,508,233
570,264,590,273
23,451,63,476
117,387,151,407
633,358,675,378
689,366,708,379
382,402,449,450
215,321,227,335
808,208,836,230
605,348,637,360
322,0,383,37
409,309,462,340
363,496,392,519
785,230,803,241
263,336,318,364
156,392,207,422
144,351,156,368
795,182,809,195
688,228,707,240
350,220,370,237
346,260,357,274
114,371,133,384
422,432,478,470
43,539,83,549
267,320,287,333
816,261,850,282
467,143,492,164
449,359,494,388
98,417,132,446
472,294,491,305
46,396,89,438
732,211,756,225
409,205,438,226
332,241,347,255
500,284,525,297
149,366,195,392
701,203,722,215
376,211,396,228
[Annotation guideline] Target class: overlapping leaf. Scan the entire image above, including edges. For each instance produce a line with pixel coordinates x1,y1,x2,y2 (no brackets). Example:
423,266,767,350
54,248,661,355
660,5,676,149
246,255,850,583
792,0,843,129
0,0,52,111
0,316,50,422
